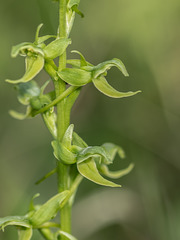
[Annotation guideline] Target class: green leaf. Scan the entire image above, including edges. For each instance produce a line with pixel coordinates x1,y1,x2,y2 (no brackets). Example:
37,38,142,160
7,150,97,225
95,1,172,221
72,132,88,148
42,109,57,138
93,58,129,78
77,146,112,164
18,227,33,240
56,230,78,240
93,76,141,98
77,158,121,187
43,38,71,59
16,81,40,105
62,124,74,149
6,54,44,84
58,68,92,86
29,191,69,227
51,140,76,164
102,143,125,162
0,216,31,231
9,106,32,120
99,163,134,179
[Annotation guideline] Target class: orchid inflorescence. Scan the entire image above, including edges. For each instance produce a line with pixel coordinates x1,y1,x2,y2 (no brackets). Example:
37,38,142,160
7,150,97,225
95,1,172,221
0,0,140,239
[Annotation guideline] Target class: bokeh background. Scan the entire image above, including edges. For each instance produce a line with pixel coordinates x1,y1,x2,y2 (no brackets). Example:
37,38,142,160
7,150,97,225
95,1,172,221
0,0,180,239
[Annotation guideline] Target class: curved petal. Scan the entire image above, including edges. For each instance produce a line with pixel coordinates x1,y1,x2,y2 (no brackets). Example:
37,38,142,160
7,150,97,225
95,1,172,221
9,106,32,120
77,158,121,187
35,23,43,43
11,43,44,58
6,54,44,84
18,227,32,240
77,146,112,164
101,142,125,162
0,216,31,231
93,58,129,78
99,163,134,179
71,50,89,67
93,76,141,98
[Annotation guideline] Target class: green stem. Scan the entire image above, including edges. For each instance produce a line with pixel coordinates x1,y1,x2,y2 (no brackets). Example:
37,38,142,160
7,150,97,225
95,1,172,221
32,86,78,116
56,0,71,239
61,174,83,208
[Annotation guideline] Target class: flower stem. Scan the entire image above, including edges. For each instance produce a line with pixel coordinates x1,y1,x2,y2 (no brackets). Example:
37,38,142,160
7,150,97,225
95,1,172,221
56,0,72,239
32,85,78,116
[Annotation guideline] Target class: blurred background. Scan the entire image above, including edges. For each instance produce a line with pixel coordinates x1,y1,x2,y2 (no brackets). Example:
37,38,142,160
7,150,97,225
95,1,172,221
0,0,180,239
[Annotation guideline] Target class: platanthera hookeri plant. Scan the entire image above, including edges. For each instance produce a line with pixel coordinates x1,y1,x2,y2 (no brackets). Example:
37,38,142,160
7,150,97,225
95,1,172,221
0,1,141,239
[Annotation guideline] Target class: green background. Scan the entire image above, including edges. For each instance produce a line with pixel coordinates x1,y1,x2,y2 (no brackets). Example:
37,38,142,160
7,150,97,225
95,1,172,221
0,0,180,239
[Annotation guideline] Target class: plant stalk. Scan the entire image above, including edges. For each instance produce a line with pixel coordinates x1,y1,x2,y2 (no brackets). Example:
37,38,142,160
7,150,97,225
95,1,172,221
56,0,71,238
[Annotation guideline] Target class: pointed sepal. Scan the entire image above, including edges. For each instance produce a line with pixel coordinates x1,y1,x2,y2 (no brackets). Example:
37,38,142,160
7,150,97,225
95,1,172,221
77,158,121,187
43,38,71,59
93,76,141,98
58,68,92,86
0,216,31,231
18,227,33,240
6,54,44,84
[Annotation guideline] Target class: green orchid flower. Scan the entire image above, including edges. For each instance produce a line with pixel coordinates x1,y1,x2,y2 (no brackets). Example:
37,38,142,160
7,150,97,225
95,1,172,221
52,124,134,187
58,50,141,98
6,24,71,84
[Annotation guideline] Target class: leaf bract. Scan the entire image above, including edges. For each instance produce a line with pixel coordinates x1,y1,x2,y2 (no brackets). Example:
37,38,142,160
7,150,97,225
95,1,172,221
29,191,69,227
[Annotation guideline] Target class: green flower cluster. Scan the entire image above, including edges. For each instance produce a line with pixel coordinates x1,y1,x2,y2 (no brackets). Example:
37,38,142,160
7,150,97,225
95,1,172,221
52,124,134,187
1,0,141,239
